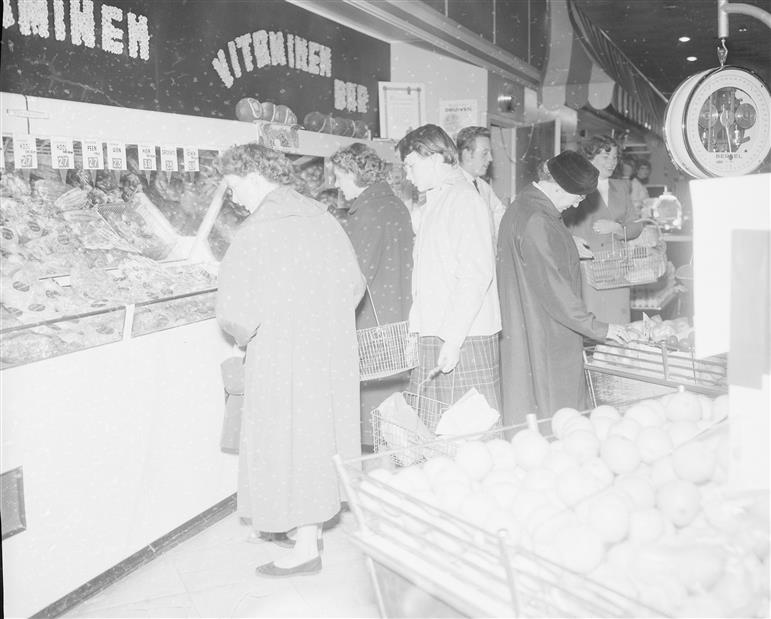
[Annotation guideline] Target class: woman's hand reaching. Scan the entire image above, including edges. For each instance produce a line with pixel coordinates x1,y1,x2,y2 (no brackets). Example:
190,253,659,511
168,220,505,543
592,219,624,236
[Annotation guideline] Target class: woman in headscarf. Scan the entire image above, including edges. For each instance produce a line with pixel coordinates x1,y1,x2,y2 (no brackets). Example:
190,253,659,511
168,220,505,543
331,143,414,447
215,143,365,577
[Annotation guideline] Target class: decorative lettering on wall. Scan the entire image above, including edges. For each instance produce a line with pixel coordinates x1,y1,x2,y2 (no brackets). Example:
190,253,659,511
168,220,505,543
1,0,150,60
211,28,369,116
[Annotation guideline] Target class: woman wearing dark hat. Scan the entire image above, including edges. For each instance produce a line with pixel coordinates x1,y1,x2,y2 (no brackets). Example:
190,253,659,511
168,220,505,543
497,150,631,427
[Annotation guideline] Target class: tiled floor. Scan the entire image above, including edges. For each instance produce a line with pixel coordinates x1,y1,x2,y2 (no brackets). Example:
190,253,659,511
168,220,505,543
62,510,380,618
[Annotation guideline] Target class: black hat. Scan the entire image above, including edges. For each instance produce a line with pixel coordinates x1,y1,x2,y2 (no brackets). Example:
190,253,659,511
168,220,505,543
547,151,599,195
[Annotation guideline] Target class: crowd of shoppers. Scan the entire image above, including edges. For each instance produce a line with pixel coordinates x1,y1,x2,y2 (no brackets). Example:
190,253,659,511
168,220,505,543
213,127,641,577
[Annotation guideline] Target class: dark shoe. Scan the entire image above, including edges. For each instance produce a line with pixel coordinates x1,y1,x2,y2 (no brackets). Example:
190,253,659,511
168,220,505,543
255,556,322,578
271,536,324,551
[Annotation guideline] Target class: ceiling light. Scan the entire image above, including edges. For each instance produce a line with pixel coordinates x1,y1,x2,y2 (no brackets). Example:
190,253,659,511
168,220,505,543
678,36,691,42
686,56,698,62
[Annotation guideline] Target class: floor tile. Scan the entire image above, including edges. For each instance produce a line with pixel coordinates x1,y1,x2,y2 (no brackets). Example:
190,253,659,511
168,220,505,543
292,558,377,609
187,580,305,618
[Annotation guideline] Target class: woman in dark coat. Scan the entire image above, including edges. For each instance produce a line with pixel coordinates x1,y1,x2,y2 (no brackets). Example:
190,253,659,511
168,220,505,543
497,151,630,427
331,143,414,446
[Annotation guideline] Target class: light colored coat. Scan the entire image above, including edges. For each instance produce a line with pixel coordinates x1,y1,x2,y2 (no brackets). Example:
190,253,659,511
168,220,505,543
216,186,365,532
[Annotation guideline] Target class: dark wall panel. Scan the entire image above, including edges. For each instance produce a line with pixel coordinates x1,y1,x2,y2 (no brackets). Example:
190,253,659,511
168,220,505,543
448,0,495,42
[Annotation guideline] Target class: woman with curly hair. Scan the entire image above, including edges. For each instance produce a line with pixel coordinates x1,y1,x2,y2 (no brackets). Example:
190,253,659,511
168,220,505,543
215,143,365,577
330,143,414,446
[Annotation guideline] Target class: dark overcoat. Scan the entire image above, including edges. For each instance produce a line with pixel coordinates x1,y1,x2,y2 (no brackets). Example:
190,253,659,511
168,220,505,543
497,184,608,426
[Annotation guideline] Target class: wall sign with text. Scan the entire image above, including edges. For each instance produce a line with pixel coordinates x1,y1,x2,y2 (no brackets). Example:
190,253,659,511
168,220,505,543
1,0,389,134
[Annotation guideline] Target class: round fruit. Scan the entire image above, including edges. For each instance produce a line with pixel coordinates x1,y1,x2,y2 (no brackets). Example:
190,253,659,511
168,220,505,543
625,403,663,428
712,394,729,422
665,391,702,422
629,508,665,543
509,488,550,523
303,111,326,132
459,491,498,527
556,468,604,507
667,420,700,446
590,405,621,423
260,101,276,121
615,474,656,510
485,438,517,469
656,479,701,527
422,456,456,482
559,415,593,438
582,457,614,488
607,418,641,442
585,492,631,544
272,104,291,123
636,426,673,463
522,467,556,491
550,407,580,438
553,525,606,574
485,480,520,510
434,480,470,511
600,435,641,475
454,441,493,480
649,455,678,487
563,430,600,462
510,429,549,470
672,441,716,484
542,448,579,475
352,120,369,138
235,97,262,121
697,394,714,421
591,416,615,441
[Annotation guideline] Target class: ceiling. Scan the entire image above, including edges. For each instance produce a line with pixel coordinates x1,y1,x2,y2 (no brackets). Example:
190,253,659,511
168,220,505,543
574,0,771,98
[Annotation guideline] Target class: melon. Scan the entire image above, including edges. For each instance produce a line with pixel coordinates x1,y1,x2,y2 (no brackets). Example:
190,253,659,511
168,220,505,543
667,420,700,446
454,441,493,480
553,524,606,574
591,416,615,441
485,480,520,510
459,491,498,527
585,492,631,544
272,104,292,123
636,426,674,463
625,402,663,428
649,455,678,487
556,468,604,507
260,101,276,122
542,447,579,474
696,394,714,421
485,439,518,469
433,479,471,511
712,394,729,422
607,417,642,442
581,457,614,488
550,407,581,438
676,545,726,592
563,429,600,462
235,97,262,121
675,593,728,619
396,466,431,493
629,508,665,543
510,428,549,470
656,479,701,527
600,435,641,475
522,467,557,491
672,441,716,484
481,468,519,488
590,404,622,423
303,111,326,132
615,474,656,510
665,391,702,422
509,488,551,523
559,415,594,437
422,456,456,482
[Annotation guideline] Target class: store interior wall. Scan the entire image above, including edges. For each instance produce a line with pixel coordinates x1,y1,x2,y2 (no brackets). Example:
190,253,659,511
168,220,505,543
390,42,489,127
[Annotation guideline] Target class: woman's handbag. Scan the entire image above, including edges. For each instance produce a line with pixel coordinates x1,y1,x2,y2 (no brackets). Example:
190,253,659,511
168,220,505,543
220,355,245,454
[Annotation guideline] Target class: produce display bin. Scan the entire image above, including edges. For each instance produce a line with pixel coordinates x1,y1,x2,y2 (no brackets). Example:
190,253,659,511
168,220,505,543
584,342,727,407
334,420,667,619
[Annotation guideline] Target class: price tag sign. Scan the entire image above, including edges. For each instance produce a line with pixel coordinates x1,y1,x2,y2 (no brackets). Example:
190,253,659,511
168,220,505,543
81,139,104,170
183,146,199,172
138,144,157,171
13,135,38,169
107,142,127,170
51,137,75,169
159,146,179,172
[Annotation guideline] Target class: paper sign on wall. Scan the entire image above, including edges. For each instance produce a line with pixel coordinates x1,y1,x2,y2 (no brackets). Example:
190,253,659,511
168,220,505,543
183,147,199,172
439,99,479,139
51,137,76,169
107,142,127,170
13,135,38,169
138,145,157,171
159,146,179,172
82,140,105,170
378,82,426,141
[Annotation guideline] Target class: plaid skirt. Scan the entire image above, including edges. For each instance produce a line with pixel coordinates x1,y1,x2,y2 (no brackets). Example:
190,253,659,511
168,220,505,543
408,335,501,411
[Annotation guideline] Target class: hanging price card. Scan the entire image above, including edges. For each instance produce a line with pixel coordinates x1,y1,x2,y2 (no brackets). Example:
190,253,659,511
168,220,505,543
81,139,104,170
51,137,75,169
13,135,38,169
138,144,157,171
159,146,179,172
183,146,199,172
107,142,127,170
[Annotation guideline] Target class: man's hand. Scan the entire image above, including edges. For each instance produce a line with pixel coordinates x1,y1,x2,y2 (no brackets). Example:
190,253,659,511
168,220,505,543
437,341,461,373
606,323,632,344
592,219,624,236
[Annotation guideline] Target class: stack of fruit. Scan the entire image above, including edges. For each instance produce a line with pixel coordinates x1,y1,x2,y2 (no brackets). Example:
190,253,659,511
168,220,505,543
361,391,769,618
234,98,298,125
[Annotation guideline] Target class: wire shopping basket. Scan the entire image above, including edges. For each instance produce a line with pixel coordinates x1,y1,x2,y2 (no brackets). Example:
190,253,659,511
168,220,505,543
357,287,418,381
581,222,667,290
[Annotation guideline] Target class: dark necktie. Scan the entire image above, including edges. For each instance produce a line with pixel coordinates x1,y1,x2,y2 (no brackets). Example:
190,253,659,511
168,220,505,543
473,179,480,193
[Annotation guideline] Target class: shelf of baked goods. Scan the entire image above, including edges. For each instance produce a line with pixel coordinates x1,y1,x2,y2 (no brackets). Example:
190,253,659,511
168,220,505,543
0,137,229,369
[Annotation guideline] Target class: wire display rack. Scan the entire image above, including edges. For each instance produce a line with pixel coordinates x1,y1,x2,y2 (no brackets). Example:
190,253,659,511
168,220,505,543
333,421,667,619
581,244,667,290
584,341,727,406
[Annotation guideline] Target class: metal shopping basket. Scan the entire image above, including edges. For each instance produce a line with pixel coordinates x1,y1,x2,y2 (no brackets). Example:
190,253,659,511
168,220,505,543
334,418,669,618
581,223,667,290
357,287,418,381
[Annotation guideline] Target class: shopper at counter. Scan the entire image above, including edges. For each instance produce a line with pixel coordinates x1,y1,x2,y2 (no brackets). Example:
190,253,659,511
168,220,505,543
397,124,501,410
331,143,414,446
562,136,643,323
497,150,631,426
456,126,507,245
215,143,365,577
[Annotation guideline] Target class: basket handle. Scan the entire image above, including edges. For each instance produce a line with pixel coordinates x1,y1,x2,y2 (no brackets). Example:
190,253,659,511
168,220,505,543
363,285,381,327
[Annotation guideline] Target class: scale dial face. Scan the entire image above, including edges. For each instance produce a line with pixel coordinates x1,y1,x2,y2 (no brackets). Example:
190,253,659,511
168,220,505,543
683,67,771,177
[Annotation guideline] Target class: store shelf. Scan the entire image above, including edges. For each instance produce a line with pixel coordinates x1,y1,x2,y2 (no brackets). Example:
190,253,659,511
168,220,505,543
630,285,681,312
